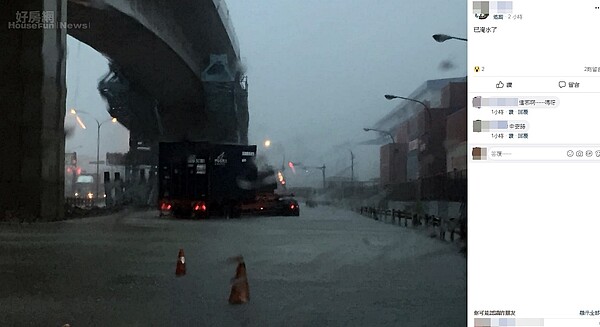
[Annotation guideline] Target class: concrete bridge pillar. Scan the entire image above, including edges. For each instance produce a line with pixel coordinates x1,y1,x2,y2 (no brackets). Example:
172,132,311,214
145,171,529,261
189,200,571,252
235,76,249,145
0,0,67,221
201,54,249,144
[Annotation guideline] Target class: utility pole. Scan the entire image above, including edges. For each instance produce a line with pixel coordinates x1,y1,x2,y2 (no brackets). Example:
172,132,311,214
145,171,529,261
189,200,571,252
96,122,100,199
350,150,354,183
301,164,326,189
69,109,116,200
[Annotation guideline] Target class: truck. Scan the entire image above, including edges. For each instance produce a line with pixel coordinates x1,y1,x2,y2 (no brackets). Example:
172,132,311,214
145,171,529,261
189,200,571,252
73,174,97,199
157,142,261,218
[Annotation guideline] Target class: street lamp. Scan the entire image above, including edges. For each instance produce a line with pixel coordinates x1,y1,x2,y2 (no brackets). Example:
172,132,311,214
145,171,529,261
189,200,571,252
70,109,117,200
432,34,467,43
263,139,286,171
384,94,432,125
384,94,434,153
349,150,355,183
263,139,288,190
363,127,395,144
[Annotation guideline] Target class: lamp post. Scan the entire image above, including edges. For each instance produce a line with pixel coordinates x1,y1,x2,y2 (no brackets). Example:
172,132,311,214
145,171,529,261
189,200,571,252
363,127,395,144
384,94,438,201
350,150,354,183
320,165,326,189
263,139,288,189
70,109,117,200
384,94,434,153
384,94,432,126
432,34,467,43
263,139,286,171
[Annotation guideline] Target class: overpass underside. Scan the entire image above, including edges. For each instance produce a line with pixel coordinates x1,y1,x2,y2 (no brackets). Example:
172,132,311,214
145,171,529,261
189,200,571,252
98,54,249,166
0,0,248,221
68,0,249,162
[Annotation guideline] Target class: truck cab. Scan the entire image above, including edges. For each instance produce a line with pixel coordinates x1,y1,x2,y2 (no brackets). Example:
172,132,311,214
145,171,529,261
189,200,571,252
74,174,96,199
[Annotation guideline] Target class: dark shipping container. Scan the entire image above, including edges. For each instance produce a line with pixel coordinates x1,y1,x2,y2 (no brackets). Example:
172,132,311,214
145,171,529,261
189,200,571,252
158,142,258,217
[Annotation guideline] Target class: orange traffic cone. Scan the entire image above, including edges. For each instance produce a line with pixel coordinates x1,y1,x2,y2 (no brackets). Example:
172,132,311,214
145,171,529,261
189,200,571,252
228,256,250,304
176,249,186,276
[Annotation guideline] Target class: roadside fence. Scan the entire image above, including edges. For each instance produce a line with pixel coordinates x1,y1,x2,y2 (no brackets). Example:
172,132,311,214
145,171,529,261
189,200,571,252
355,206,466,243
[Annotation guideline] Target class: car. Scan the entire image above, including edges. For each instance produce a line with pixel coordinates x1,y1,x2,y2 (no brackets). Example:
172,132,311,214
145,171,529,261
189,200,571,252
241,194,300,216
274,196,300,216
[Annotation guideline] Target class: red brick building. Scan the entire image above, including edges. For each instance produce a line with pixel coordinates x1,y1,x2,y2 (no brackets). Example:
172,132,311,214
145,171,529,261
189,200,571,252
375,77,466,192
380,143,407,187
446,107,467,172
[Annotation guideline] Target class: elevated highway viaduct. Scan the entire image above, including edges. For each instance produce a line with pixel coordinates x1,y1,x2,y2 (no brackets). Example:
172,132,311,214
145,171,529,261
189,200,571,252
1,0,248,220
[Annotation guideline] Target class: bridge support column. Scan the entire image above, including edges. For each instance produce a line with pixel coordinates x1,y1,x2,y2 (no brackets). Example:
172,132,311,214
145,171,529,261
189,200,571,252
235,76,249,145
0,0,67,221
201,54,248,144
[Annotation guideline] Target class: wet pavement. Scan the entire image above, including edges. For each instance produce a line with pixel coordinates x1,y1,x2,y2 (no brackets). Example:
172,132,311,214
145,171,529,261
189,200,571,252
1,205,466,326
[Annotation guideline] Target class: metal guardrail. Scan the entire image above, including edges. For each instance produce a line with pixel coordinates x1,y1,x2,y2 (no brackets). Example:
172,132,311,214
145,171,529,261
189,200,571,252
356,206,465,242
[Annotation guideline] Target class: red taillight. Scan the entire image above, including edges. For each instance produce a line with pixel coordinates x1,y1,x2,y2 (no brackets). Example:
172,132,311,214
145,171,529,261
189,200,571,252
290,204,295,209
160,202,172,211
193,203,207,211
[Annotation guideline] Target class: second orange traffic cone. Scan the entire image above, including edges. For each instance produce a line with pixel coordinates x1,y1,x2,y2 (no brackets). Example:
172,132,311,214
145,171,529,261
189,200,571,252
176,249,186,276
228,256,250,304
